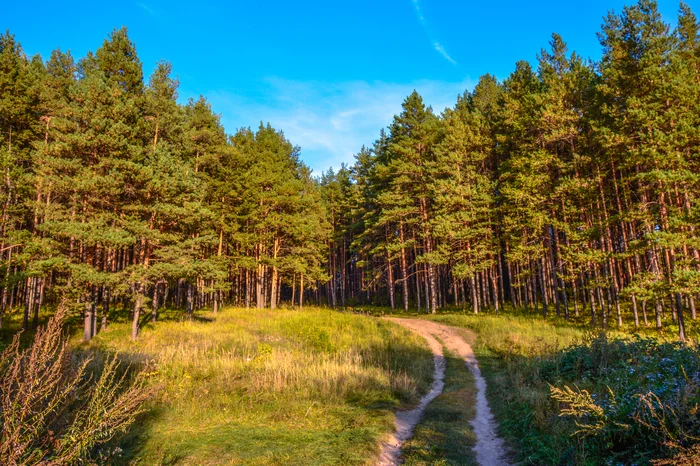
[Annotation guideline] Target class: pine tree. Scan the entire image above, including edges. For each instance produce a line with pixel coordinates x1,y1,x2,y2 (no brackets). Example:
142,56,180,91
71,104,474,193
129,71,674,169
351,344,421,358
384,92,442,313
433,88,497,313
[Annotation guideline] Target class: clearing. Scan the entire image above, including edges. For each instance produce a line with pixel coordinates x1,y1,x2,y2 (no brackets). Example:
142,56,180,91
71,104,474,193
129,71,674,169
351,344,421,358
84,307,435,465
83,308,514,465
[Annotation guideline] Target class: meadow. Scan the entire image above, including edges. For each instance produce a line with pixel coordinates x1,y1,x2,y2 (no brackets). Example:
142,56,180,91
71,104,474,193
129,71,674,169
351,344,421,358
2,302,699,465
81,307,435,465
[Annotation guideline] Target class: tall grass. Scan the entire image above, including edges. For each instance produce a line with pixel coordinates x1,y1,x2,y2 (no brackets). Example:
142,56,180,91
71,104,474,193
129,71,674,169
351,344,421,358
426,312,700,465
87,307,434,465
0,306,152,465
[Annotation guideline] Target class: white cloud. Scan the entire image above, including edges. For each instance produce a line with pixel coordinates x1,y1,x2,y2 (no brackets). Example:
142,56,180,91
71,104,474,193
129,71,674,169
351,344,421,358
197,78,475,174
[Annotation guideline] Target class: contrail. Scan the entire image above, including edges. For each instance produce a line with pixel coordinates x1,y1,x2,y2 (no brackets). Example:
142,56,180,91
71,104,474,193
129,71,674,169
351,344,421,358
433,42,457,65
411,0,457,65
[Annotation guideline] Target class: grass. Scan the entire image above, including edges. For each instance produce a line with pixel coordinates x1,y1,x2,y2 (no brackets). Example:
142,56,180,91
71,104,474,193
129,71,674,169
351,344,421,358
399,312,587,465
413,310,700,465
78,306,435,465
426,312,585,357
420,313,600,464
401,344,478,466
5,299,698,464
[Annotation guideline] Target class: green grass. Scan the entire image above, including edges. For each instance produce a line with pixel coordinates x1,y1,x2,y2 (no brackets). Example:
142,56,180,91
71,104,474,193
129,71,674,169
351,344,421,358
415,311,700,465
425,312,585,357
366,309,586,465
6,300,697,464
420,313,595,464
399,313,585,465
79,306,435,465
401,344,478,466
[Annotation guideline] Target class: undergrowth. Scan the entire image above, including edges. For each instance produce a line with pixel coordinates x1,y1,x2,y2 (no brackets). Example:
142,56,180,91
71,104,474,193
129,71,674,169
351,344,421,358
428,312,700,465
0,305,152,465
547,334,700,465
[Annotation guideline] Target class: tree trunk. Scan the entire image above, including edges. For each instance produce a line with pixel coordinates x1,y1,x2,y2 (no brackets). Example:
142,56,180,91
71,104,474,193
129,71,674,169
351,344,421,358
548,226,561,317
131,283,142,340
676,293,686,342
299,273,304,310
256,241,264,309
186,281,194,319
386,240,395,312
84,299,94,341
31,277,44,329
270,235,280,310
152,281,160,323
101,287,109,332
23,276,34,331
399,225,409,312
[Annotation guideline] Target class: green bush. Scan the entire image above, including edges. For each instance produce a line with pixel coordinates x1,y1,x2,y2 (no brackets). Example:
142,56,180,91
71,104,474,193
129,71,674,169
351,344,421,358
548,334,700,465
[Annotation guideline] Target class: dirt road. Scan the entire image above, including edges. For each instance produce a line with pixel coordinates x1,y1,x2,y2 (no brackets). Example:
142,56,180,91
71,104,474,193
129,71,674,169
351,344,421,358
378,318,510,466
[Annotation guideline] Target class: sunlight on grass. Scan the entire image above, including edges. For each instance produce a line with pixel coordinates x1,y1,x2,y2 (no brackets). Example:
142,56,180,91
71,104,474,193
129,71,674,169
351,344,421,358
83,307,434,465
422,313,587,465
427,313,584,356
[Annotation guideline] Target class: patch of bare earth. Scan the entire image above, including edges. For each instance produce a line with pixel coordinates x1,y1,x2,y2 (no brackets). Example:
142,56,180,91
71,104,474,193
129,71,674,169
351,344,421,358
378,318,510,466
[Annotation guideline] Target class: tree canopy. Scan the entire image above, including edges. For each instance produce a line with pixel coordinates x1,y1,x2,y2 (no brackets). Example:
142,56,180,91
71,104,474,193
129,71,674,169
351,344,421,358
1,0,698,342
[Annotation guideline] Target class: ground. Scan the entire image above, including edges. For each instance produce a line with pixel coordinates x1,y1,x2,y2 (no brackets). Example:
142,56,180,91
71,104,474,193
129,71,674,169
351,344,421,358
84,307,435,465
383,318,510,466
6,304,694,465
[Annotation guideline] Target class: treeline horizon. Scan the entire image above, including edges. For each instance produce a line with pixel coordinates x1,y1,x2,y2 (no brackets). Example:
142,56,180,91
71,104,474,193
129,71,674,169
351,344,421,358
319,0,699,341
1,0,698,341
0,27,329,340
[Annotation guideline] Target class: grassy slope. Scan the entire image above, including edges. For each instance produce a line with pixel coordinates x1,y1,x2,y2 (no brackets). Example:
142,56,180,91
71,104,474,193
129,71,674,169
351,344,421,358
81,307,434,465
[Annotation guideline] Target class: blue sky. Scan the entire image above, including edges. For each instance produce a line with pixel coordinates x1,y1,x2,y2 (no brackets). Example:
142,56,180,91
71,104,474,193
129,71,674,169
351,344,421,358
4,0,697,173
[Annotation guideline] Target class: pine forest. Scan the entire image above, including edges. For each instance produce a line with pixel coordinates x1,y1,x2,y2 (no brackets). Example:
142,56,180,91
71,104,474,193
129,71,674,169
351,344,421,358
1,1,700,465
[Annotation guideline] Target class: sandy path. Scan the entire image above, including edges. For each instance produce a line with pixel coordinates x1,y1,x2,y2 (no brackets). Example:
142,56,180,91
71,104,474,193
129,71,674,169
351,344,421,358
377,323,446,465
379,318,510,466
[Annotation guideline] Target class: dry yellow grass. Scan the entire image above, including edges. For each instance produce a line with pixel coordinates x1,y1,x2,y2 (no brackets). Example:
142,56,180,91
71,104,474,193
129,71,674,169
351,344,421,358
83,306,434,465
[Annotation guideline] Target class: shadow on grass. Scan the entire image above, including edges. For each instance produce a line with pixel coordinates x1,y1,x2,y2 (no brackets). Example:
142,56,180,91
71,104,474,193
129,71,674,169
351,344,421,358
84,311,439,465
474,333,700,466
106,404,174,465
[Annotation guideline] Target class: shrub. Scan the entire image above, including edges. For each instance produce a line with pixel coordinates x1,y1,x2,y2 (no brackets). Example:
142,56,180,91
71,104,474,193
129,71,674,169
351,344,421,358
0,304,154,465
549,334,700,464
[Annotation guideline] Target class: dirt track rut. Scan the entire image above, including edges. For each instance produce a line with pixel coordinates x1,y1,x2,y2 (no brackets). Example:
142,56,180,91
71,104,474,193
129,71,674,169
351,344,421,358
378,318,510,466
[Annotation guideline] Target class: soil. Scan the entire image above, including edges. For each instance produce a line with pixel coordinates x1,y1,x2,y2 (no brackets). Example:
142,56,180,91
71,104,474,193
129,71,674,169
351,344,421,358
378,318,510,466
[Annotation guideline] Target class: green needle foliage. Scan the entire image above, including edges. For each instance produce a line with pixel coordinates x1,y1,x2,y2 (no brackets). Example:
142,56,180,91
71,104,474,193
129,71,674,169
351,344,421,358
2,1,697,342
0,1,699,463
0,27,329,341
320,0,700,343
